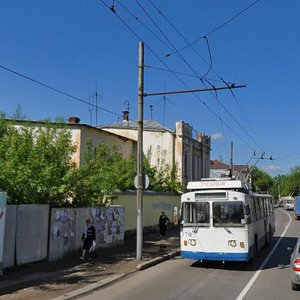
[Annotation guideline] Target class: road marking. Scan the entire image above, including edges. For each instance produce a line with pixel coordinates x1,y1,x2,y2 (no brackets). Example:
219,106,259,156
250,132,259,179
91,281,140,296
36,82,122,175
235,209,292,300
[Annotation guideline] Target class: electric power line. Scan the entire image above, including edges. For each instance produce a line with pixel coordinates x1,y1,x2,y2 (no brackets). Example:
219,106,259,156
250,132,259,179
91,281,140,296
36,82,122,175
0,64,121,119
99,0,258,151
99,0,265,155
146,0,266,153
165,0,262,57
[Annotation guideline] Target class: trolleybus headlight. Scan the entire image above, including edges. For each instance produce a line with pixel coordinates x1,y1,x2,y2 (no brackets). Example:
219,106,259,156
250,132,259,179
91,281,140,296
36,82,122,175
228,240,237,247
190,239,196,246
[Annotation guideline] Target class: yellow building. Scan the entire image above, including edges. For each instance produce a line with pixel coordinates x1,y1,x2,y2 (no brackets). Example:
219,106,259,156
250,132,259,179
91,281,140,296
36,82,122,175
100,113,211,188
14,117,137,167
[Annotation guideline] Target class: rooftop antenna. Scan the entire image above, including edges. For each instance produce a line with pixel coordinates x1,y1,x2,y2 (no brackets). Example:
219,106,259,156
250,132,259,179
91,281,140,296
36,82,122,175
88,92,95,126
122,100,130,122
88,86,99,127
95,84,99,126
163,95,166,126
124,100,130,111
149,104,153,120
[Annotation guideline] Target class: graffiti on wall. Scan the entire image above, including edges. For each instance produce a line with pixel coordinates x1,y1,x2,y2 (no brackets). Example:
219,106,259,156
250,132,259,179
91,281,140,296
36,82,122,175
152,201,173,212
51,209,76,252
50,206,124,252
91,206,124,246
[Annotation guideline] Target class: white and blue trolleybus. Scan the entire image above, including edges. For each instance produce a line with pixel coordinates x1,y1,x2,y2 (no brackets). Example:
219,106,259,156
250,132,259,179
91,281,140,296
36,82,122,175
180,178,275,262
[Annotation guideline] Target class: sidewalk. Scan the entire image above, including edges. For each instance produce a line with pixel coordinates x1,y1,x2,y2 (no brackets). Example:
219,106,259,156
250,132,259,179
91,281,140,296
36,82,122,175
0,227,181,300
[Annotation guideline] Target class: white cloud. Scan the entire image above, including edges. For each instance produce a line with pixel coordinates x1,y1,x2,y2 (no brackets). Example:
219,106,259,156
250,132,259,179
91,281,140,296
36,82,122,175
211,133,223,140
262,165,282,174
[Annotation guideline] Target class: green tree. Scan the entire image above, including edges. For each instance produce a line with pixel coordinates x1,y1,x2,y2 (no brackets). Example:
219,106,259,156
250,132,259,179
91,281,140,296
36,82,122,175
280,166,300,197
71,141,136,207
12,103,27,120
144,146,182,192
250,166,274,193
0,119,76,206
269,174,286,202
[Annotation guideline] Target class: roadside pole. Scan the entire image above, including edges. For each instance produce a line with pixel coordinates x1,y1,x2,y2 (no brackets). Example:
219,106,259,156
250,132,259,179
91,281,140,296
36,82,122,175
135,41,245,261
136,41,144,261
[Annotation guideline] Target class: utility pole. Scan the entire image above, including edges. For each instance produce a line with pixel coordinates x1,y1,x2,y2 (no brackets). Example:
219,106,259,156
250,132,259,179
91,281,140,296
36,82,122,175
230,141,233,178
136,41,144,261
135,42,246,261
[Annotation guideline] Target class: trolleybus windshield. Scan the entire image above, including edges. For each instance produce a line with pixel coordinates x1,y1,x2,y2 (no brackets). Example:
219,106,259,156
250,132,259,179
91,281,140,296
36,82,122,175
182,202,210,226
213,201,245,227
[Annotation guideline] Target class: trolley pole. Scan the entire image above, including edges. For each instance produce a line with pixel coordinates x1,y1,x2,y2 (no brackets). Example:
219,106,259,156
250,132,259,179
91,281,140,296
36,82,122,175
136,41,144,260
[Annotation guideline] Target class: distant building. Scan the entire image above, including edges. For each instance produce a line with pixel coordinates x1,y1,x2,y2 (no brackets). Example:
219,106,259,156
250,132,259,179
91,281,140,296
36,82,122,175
13,117,137,167
100,112,211,187
210,159,250,180
11,115,211,188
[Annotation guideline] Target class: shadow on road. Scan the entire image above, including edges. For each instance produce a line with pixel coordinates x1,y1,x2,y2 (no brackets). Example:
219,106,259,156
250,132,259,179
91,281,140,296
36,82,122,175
190,236,296,272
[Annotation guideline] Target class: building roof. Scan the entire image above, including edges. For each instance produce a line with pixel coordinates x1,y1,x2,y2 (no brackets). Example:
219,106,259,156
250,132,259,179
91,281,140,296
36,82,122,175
210,160,249,173
10,118,136,143
99,119,174,133
210,160,229,170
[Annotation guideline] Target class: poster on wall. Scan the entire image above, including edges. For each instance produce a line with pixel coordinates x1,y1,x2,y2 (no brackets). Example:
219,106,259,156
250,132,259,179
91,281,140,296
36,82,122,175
0,192,7,272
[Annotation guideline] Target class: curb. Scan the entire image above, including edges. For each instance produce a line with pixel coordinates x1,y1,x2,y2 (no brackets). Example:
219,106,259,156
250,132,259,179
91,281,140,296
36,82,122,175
136,250,181,270
51,250,181,300
51,274,126,300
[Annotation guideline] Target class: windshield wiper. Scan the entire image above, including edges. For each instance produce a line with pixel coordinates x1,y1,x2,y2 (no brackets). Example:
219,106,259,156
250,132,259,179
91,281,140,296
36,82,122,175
193,216,203,233
192,212,209,233
213,215,232,234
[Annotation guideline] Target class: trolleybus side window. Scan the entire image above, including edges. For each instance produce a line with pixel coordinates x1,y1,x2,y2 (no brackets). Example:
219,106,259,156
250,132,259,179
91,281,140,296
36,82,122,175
249,197,257,222
266,197,270,215
270,198,274,213
255,197,261,220
264,197,269,216
245,198,255,224
260,198,265,218
213,201,245,227
244,202,252,224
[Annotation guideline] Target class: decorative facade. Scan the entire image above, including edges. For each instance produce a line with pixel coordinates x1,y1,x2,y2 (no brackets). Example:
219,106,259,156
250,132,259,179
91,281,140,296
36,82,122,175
100,118,211,188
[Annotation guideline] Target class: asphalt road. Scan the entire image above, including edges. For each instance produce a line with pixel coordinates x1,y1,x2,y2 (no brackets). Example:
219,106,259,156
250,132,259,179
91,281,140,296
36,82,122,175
79,208,300,300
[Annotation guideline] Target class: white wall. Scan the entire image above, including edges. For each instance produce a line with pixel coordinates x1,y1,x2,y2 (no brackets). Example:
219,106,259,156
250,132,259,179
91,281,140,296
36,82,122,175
16,205,49,265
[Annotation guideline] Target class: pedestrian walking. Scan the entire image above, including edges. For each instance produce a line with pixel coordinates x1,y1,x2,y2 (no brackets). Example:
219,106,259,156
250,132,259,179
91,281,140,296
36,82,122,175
80,218,96,261
158,211,170,237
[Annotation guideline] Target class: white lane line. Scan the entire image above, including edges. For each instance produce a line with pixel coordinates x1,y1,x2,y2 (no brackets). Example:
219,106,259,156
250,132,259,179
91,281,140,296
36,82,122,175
235,209,292,300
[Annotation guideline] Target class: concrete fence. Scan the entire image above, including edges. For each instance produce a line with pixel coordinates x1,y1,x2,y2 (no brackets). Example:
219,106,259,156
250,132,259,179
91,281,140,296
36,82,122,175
48,206,125,261
2,191,180,269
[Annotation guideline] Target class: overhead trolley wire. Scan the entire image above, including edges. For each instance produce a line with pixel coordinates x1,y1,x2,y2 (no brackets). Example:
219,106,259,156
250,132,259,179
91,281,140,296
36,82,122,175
115,0,173,52
155,0,265,152
99,0,258,153
165,0,262,57
99,0,271,156
144,1,264,153
134,0,207,81
146,0,266,154
99,0,257,152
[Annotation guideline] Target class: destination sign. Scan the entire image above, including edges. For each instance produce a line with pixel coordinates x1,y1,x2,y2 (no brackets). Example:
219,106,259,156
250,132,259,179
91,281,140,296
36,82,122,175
187,180,243,190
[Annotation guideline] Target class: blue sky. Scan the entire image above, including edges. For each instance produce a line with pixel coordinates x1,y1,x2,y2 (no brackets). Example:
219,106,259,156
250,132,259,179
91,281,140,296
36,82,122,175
1,0,300,176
